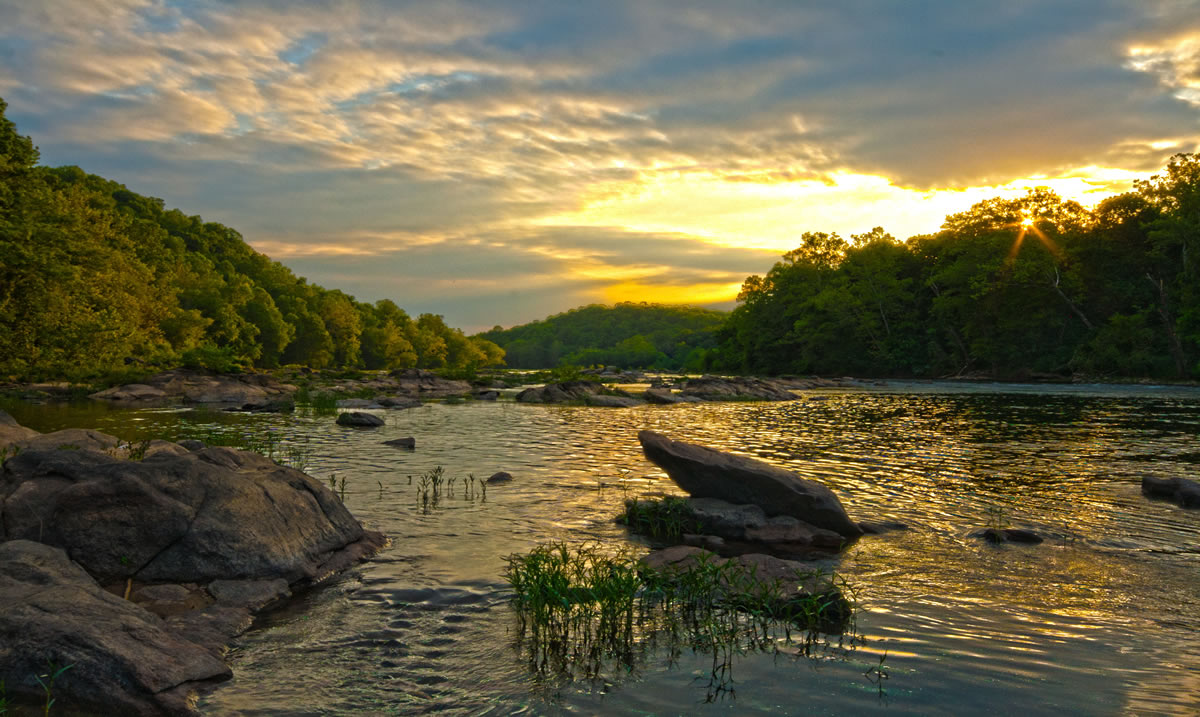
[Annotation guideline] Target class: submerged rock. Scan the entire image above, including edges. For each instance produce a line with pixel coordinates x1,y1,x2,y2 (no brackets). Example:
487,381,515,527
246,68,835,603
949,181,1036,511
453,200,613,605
383,437,416,449
970,527,1045,544
638,430,862,539
487,471,514,484
337,411,385,427
1142,475,1200,508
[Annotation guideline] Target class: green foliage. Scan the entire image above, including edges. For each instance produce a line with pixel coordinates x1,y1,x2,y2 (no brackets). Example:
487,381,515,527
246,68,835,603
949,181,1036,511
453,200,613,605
478,302,726,370
617,497,701,540
0,100,501,381
718,172,1200,380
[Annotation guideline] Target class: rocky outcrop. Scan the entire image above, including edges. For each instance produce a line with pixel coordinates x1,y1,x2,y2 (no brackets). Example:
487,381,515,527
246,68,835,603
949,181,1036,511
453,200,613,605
676,375,797,402
90,370,298,406
638,431,862,539
0,540,232,716
515,380,604,403
1142,475,1200,508
643,389,702,404
389,368,471,398
336,411,385,427
0,416,385,714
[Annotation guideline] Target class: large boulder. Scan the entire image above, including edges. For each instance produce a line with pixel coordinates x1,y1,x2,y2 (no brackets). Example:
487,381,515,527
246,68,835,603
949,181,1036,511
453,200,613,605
677,375,797,402
1,444,385,584
1142,475,1200,508
0,540,232,716
0,408,39,447
638,431,862,539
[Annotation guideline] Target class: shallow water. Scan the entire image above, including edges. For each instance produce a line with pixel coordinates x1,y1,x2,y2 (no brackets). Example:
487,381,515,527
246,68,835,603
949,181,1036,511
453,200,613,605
7,382,1200,715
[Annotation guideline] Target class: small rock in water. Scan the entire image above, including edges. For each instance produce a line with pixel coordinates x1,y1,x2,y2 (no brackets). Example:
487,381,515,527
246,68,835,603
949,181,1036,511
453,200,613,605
337,412,385,427
1142,475,1200,508
383,437,416,449
486,471,513,484
970,527,1044,544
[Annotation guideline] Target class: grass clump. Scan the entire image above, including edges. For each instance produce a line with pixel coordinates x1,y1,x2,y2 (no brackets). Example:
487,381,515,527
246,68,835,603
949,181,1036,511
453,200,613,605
617,496,701,541
503,541,859,699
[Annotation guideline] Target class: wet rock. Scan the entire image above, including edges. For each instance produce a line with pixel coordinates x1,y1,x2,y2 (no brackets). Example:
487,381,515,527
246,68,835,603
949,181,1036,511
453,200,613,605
90,370,297,406
586,394,646,407
227,397,295,413
515,380,604,403
0,540,231,716
336,398,380,409
1142,475,1200,508
857,520,909,535
378,396,423,409
677,375,797,402
86,383,168,402
474,390,500,401
686,497,846,551
486,471,514,484
337,412,385,427
643,388,702,404
971,527,1045,544
383,437,416,449
178,439,206,451
638,431,862,539
389,368,471,398
208,578,291,611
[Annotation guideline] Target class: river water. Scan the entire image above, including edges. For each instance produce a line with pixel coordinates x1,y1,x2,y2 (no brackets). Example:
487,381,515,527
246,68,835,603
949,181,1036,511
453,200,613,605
6,382,1200,715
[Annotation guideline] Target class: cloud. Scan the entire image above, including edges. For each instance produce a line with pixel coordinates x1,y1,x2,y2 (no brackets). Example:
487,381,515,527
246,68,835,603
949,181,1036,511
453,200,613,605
4,0,1200,330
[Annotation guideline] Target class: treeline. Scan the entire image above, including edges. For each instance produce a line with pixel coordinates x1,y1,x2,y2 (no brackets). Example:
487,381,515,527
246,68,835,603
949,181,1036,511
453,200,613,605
718,157,1200,380
0,99,503,381
477,303,726,370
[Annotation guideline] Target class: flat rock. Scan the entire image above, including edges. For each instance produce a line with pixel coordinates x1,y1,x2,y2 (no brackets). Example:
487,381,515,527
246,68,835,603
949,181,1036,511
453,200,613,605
90,370,297,406
388,369,471,398
643,389,702,404
337,411,385,427
515,381,604,403
639,431,862,539
208,578,291,610
382,437,416,449
378,396,422,409
1142,475,1200,508
677,375,797,402
586,394,646,407
0,540,231,716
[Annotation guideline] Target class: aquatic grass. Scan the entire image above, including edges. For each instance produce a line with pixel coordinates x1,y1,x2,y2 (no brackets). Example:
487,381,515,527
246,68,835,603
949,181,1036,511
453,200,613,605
617,496,702,541
503,541,860,699
294,387,339,416
414,466,484,511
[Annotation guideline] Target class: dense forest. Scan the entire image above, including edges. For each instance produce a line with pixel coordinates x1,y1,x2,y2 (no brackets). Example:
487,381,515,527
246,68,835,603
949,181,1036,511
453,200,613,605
477,303,726,370
717,162,1200,380
0,99,503,382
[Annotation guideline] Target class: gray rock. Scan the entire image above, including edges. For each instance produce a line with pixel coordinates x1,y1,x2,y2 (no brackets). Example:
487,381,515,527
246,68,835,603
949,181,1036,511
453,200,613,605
336,411,385,427
486,471,513,484
1,443,385,584
207,578,291,610
586,394,646,407
0,540,231,716
87,383,169,402
685,497,845,550
1142,475,1200,508
677,375,797,402
639,431,862,539
516,381,605,403
383,437,416,449
90,370,298,406
474,390,500,401
388,368,471,398
335,398,377,409
378,396,422,409
178,439,206,451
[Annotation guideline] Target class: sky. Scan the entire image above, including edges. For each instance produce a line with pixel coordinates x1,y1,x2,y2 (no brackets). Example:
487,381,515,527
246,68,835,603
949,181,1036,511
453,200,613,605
2,1,1199,332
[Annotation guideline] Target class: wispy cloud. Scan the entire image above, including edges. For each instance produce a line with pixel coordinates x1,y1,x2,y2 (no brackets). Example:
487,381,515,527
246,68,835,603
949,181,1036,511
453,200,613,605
3,0,1199,329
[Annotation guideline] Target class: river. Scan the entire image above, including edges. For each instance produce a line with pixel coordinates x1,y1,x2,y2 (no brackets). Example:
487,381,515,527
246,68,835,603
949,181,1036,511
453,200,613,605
5,381,1199,715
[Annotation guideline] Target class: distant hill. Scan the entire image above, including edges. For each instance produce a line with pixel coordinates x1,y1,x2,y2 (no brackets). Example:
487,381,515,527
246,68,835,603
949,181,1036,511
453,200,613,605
477,303,727,370
0,98,502,381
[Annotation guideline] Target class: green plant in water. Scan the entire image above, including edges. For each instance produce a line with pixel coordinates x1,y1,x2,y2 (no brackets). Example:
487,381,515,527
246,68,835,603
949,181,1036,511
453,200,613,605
126,438,152,461
617,496,701,541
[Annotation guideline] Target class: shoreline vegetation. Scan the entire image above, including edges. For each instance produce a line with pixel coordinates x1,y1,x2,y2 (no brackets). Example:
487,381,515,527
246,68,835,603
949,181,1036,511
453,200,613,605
5,97,1200,387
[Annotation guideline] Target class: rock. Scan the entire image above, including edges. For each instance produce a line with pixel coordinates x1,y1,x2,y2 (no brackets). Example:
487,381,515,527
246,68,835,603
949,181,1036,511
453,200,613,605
337,412,385,427
389,369,471,398
970,527,1045,544
382,437,416,449
178,439,206,451
474,390,499,401
677,375,797,402
586,394,646,407
20,427,122,453
207,578,291,611
377,396,422,409
0,408,40,447
1142,475,1200,508
0,540,231,716
684,497,845,551
90,370,298,406
0,443,386,584
227,398,295,413
857,520,909,535
515,380,604,403
639,431,862,539
643,389,701,404
336,398,378,409
682,533,726,551
486,471,513,484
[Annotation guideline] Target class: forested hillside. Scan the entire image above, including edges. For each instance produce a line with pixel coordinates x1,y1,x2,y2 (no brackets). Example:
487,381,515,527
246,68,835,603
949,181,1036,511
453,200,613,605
717,160,1200,380
0,99,503,381
477,303,726,370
